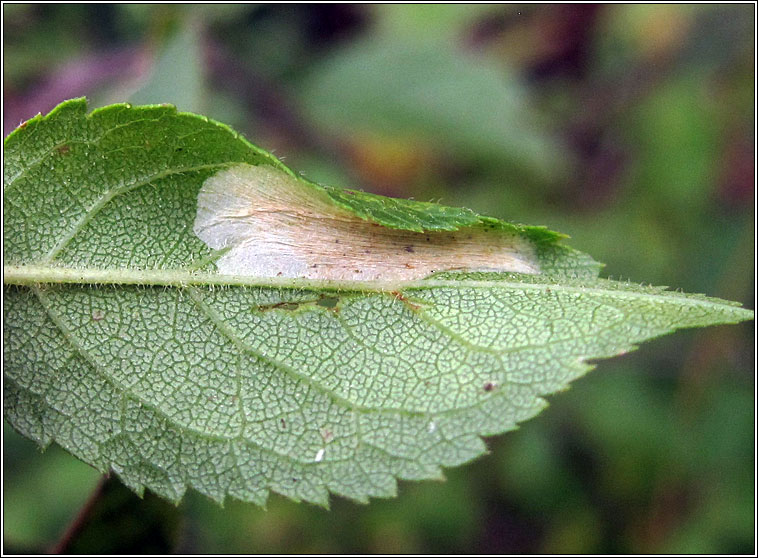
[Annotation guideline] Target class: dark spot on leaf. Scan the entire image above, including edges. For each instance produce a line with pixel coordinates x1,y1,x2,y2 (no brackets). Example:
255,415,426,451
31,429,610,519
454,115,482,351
335,239,340,243
175,147,184,152
404,245,415,253
256,301,300,312
56,144,71,155
483,382,496,392
280,418,286,429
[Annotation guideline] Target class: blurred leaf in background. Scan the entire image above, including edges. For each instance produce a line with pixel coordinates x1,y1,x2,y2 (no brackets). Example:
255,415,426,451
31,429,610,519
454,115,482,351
126,18,205,113
299,12,566,187
3,3,754,554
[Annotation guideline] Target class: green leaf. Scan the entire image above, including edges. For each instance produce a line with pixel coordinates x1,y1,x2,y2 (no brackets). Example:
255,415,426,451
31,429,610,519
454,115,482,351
3,98,752,506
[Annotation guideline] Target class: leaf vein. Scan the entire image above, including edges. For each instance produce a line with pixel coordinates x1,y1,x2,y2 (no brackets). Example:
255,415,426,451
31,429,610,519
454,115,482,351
43,162,237,263
184,287,370,414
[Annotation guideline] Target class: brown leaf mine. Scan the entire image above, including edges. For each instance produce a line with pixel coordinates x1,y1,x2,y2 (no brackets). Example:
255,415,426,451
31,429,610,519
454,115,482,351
193,164,540,280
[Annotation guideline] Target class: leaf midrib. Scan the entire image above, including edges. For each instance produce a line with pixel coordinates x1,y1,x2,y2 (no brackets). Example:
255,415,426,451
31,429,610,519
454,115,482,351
4,264,750,318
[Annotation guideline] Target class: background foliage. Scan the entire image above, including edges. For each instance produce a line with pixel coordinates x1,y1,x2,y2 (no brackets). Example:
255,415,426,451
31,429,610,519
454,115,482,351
3,4,754,553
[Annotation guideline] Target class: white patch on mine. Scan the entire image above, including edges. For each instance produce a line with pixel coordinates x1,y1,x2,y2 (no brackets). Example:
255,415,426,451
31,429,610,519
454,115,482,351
314,448,325,463
427,420,436,434
194,164,540,280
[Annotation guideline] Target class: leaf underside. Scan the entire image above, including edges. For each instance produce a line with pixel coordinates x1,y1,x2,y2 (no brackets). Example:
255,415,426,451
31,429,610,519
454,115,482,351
3,99,752,506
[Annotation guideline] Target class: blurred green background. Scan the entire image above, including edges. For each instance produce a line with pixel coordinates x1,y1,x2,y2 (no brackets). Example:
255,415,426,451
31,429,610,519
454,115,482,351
3,4,754,554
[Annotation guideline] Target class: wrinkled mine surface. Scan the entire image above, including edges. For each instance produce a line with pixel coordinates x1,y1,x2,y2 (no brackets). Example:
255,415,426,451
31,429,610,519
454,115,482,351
194,164,540,280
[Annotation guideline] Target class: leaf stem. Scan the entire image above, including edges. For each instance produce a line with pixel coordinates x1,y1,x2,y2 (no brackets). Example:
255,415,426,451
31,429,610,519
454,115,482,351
48,474,109,554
